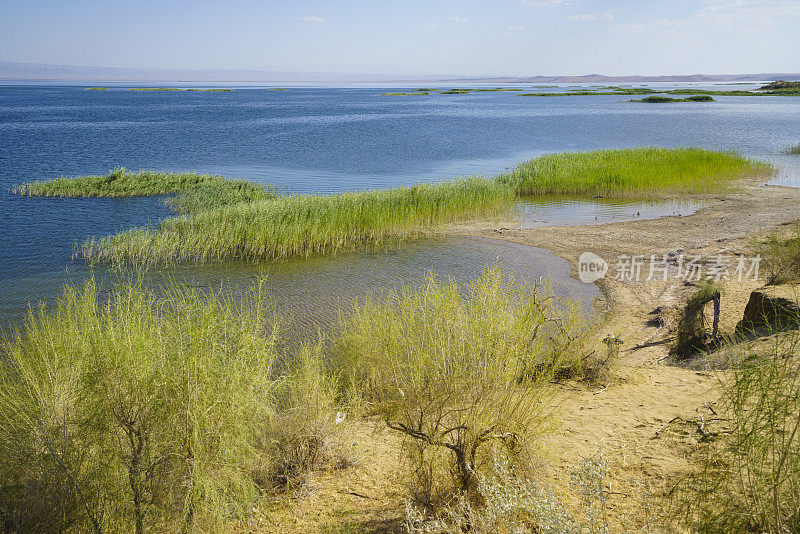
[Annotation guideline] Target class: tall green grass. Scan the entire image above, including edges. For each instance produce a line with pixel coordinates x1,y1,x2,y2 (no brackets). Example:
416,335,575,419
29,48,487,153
17,148,772,265
80,177,515,265
499,147,772,198
786,143,800,156
13,168,275,213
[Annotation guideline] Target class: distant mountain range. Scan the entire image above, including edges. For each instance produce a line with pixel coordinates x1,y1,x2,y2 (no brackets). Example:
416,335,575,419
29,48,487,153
1,61,798,84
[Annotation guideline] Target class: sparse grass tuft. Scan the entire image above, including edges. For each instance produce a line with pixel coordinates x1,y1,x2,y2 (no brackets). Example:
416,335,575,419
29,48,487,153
754,223,800,284
786,143,800,156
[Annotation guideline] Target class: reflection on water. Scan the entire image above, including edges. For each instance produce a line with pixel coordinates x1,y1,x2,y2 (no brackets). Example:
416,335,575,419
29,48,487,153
515,196,705,227
0,237,599,340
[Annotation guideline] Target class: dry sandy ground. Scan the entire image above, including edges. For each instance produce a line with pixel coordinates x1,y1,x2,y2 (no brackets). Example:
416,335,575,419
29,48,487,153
259,183,800,533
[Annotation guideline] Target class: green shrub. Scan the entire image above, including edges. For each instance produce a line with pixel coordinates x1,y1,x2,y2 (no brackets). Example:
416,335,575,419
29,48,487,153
0,278,341,532
331,267,590,510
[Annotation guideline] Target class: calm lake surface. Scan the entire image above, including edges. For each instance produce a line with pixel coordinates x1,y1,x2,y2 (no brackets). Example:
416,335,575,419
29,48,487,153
1,82,799,327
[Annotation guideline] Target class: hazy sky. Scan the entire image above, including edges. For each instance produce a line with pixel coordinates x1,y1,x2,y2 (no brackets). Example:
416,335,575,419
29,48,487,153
1,0,798,76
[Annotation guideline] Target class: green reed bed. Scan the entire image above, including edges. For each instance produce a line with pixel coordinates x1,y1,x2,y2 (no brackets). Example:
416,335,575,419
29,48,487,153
14,168,220,197
13,168,275,213
519,83,800,98
80,177,515,265
498,147,772,198
17,148,772,265
84,87,109,91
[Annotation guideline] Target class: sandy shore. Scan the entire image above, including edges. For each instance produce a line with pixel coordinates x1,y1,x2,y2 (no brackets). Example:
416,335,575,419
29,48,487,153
264,182,800,532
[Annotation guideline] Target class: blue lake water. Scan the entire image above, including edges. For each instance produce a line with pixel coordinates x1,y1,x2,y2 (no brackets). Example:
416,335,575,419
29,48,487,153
1,83,799,327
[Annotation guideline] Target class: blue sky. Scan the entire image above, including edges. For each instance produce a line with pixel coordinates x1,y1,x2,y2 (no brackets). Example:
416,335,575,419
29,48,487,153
1,0,798,75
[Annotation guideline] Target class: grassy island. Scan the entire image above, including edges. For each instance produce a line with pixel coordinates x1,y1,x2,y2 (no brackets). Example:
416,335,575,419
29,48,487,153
13,148,771,265
84,87,109,91
631,95,715,103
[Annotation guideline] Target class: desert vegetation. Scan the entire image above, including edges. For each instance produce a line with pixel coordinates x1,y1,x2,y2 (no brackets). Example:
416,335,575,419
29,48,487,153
332,267,593,512
0,278,346,533
754,223,800,284
677,330,800,533
0,266,612,532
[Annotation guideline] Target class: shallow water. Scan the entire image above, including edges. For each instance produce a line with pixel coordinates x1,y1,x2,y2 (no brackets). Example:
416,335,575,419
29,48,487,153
0,236,599,336
1,83,798,327
515,197,706,227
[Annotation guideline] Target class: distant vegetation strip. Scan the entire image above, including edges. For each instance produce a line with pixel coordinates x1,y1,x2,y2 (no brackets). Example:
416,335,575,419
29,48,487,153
520,81,800,98
382,87,524,95
128,87,232,92
84,87,109,90
631,95,715,103
498,147,771,198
